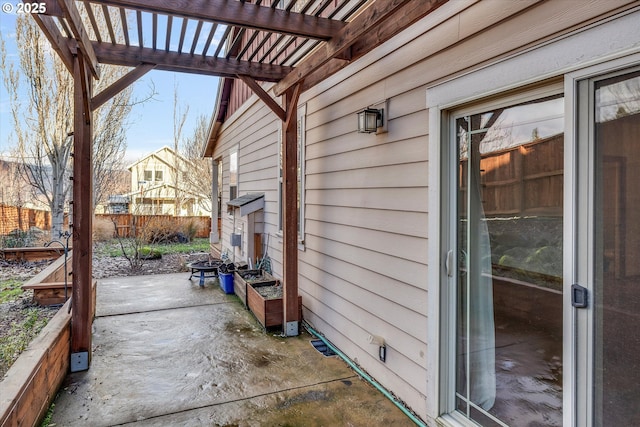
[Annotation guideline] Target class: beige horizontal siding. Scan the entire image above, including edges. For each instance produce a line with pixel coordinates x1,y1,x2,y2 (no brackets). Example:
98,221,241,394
305,187,429,212
210,0,638,421
305,205,428,238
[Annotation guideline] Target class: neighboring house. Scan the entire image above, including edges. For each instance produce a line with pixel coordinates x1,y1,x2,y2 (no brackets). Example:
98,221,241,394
205,2,640,427
95,169,131,214
104,195,129,214
126,146,210,216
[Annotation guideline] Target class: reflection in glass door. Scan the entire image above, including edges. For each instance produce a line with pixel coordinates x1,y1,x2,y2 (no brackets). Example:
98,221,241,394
455,95,564,426
593,70,640,426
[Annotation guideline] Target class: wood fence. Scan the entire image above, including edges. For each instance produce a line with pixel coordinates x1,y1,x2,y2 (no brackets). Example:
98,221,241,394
0,205,210,240
460,134,564,217
0,204,52,235
95,214,211,239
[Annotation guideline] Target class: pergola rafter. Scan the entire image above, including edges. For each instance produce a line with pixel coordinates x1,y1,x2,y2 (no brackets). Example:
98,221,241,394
39,0,447,86
91,42,293,81
33,0,448,368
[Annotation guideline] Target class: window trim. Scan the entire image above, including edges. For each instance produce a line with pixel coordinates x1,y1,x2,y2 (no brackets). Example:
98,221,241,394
564,55,640,427
229,144,239,203
428,83,564,426
277,103,306,247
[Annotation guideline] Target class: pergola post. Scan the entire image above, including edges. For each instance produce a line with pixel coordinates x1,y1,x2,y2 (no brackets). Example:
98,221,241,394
282,85,301,336
71,51,94,371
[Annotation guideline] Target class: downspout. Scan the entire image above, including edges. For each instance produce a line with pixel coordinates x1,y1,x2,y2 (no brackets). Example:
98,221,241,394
303,322,428,427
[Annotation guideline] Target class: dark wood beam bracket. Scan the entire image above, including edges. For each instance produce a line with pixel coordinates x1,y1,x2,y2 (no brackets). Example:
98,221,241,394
237,75,286,122
57,0,101,79
91,63,156,110
285,82,302,127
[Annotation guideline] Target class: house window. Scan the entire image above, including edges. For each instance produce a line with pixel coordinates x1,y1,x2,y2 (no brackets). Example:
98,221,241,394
278,104,306,240
155,170,163,181
144,170,152,181
229,146,238,201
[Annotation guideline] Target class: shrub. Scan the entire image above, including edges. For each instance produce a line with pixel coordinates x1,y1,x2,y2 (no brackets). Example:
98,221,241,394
181,219,201,242
93,217,114,241
139,246,162,260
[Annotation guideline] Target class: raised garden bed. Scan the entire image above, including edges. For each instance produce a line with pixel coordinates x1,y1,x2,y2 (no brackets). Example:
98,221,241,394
234,269,278,307
0,247,64,262
246,282,302,329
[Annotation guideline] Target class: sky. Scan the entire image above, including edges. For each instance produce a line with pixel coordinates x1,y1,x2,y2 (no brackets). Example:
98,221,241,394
0,10,221,165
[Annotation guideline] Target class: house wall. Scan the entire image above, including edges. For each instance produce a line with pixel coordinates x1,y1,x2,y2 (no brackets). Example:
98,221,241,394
212,0,640,423
129,148,176,192
128,147,210,216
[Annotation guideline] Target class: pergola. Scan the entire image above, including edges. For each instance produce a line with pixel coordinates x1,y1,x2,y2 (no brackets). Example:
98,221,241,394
34,0,445,370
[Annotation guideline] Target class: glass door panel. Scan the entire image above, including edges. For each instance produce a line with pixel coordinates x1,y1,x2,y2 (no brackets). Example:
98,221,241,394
455,96,564,426
593,70,640,426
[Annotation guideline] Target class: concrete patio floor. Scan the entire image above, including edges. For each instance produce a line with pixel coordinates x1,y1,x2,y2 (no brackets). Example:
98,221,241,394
49,273,417,426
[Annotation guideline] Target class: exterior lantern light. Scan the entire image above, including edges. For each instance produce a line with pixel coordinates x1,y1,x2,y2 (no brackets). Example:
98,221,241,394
357,108,383,133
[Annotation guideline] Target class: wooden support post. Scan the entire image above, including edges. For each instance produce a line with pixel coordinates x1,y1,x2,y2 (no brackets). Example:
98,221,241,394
282,84,301,336
71,51,93,371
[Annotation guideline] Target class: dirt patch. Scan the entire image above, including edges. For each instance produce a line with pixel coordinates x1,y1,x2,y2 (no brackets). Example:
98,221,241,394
252,284,283,299
0,258,59,378
91,252,193,278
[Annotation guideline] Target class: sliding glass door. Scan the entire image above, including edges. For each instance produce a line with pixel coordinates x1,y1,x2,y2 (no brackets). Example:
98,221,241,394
454,95,564,426
575,68,640,427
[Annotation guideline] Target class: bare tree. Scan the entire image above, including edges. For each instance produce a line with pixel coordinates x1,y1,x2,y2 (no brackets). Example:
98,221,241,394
1,13,147,236
1,16,74,237
173,80,189,215
92,79,133,211
181,114,213,213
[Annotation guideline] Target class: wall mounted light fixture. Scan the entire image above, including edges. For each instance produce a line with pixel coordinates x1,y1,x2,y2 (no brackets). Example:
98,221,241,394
357,108,383,133
357,99,389,134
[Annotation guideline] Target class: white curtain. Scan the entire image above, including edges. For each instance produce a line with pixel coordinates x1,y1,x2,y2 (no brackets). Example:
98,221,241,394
466,132,496,410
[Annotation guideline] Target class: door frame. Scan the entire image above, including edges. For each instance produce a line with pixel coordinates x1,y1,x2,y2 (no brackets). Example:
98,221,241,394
426,25,640,426
565,54,640,427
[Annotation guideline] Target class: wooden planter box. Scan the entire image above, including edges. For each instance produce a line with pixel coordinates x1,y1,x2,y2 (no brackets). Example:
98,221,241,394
246,282,302,329
234,269,278,307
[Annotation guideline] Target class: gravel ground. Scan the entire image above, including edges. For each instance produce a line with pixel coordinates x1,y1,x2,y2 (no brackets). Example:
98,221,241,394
92,252,196,278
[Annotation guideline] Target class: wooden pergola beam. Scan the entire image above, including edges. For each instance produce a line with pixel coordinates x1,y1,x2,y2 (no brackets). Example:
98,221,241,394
302,0,448,91
91,63,155,111
274,0,448,96
300,0,448,91
32,14,74,74
96,0,346,40
57,0,100,79
92,42,293,82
